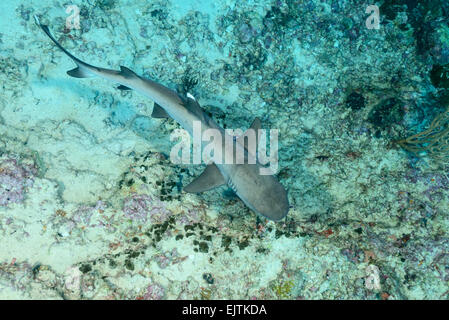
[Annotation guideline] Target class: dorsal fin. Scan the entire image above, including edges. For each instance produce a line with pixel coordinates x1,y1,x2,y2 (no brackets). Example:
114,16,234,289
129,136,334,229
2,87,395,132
182,96,206,121
249,117,261,132
183,163,226,193
236,117,261,152
119,66,137,79
151,103,170,118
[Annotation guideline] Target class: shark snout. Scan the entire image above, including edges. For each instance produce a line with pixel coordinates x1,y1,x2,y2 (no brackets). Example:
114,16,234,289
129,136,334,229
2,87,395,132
255,187,289,221
231,164,289,221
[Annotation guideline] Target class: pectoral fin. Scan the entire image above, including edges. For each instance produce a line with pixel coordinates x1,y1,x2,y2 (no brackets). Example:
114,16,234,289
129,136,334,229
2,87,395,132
182,96,206,122
119,66,137,79
151,103,169,118
184,163,226,193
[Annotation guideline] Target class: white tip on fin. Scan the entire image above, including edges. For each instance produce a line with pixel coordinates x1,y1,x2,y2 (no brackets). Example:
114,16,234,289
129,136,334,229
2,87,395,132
187,92,196,100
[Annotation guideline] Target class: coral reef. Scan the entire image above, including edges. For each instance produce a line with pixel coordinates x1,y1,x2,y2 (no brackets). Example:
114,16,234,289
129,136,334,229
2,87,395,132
0,154,36,206
123,193,170,224
396,106,449,163
142,282,165,300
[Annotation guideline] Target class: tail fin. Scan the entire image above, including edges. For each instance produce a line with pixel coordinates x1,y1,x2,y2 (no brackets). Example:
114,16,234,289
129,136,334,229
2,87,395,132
34,15,94,78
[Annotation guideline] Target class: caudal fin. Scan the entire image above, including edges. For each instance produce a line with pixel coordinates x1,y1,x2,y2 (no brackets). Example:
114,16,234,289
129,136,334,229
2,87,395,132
34,15,94,78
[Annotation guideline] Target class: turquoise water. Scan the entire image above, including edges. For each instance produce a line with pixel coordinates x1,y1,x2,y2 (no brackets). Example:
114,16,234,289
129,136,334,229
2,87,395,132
0,0,448,299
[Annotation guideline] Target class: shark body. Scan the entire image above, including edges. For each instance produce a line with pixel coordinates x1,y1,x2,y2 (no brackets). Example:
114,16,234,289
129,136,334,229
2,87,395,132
34,16,289,221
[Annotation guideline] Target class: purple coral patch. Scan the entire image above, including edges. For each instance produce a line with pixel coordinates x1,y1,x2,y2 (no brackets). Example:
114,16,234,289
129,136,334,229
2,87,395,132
123,193,170,224
143,282,165,300
73,200,106,226
0,155,36,206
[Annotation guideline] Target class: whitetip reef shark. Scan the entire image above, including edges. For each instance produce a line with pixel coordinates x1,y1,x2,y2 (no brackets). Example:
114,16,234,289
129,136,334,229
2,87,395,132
34,15,289,221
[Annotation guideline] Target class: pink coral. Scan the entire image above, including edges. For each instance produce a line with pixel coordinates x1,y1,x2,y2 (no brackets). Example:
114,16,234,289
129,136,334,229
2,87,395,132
73,200,106,226
0,156,36,206
143,282,165,300
155,248,181,269
123,193,170,224
178,209,201,225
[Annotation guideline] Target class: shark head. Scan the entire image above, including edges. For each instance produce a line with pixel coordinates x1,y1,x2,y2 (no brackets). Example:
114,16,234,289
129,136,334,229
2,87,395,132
228,163,289,221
